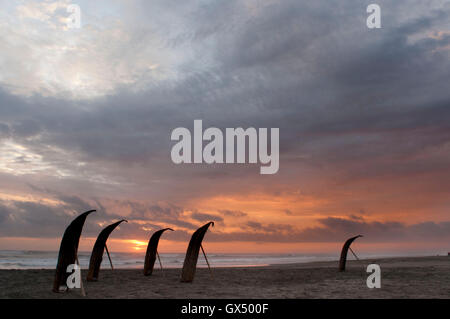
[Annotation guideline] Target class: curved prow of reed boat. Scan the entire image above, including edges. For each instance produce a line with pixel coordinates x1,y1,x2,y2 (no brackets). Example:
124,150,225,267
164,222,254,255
143,228,174,276
181,221,214,283
339,235,363,272
87,219,127,282
52,209,96,292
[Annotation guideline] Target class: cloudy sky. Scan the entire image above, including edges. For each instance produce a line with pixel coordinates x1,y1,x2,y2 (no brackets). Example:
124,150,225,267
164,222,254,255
0,0,449,255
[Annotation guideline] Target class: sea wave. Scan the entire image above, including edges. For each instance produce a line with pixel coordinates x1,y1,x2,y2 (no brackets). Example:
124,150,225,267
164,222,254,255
0,250,338,270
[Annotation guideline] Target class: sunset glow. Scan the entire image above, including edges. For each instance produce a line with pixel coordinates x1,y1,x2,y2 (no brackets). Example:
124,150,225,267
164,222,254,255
0,0,449,258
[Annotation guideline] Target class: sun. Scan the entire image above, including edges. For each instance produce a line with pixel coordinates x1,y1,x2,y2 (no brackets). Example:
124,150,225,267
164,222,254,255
126,240,148,251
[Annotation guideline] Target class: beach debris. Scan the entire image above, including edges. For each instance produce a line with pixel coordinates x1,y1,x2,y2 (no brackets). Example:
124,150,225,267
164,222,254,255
339,235,363,272
143,228,174,276
53,209,95,293
87,219,127,282
181,221,214,282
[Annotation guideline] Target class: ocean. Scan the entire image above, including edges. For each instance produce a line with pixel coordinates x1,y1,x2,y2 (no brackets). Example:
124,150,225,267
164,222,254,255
0,250,340,270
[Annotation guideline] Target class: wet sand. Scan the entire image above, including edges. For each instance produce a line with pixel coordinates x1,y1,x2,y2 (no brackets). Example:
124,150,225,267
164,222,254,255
0,256,448,298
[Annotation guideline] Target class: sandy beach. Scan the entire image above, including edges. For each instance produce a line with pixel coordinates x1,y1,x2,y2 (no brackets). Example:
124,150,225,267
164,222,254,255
0,256,448,299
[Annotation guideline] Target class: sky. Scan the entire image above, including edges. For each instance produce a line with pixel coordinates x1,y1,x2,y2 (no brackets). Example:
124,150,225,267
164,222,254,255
0,0,449,255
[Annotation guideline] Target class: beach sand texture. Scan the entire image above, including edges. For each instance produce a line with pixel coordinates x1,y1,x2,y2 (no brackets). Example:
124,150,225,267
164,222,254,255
0,256,448,299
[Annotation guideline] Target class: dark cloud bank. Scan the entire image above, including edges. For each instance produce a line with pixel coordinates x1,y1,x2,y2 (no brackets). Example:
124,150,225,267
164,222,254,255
1,197,449,243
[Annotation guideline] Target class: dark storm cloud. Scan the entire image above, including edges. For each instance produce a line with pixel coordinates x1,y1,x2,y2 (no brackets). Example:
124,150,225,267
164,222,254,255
245,221,294,234
0,200,77,238
0,205,8,224
0,197,149,239
190,212,223,223
218,210,247,218
203,217,450,243
11,119,41,139
118,200,199,229
283,210,294,216
295,217,450,243
0,123,11,138
124,201,184,219
1,1,449,176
